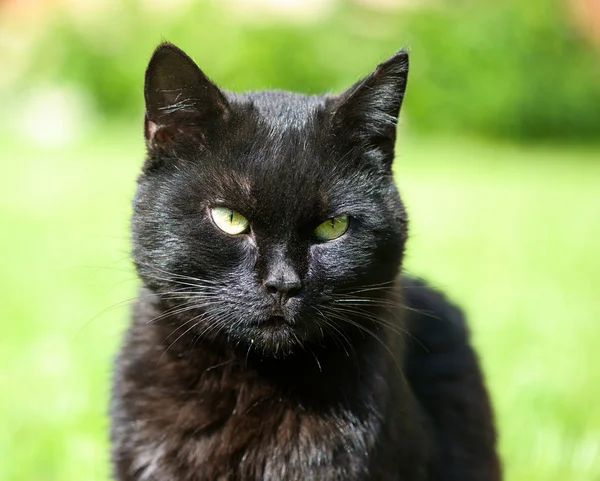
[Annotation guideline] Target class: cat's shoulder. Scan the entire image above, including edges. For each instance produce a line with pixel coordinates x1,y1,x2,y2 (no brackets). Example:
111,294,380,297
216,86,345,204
400,274,469,348
399,275,502,480
399,273,480,385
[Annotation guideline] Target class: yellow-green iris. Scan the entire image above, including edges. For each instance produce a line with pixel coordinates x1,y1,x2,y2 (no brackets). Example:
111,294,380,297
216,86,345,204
211,207,249,235
314,214,349,241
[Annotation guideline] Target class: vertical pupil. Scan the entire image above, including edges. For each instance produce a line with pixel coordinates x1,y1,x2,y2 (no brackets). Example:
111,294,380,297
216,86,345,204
229,210,234,223
330,218,335,229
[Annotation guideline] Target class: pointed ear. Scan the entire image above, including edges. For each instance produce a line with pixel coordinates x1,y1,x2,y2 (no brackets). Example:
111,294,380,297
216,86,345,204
144,42,229,148
329,50,409,166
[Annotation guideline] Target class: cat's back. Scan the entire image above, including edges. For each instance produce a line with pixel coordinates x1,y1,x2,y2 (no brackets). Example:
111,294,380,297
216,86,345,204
401,276,501,481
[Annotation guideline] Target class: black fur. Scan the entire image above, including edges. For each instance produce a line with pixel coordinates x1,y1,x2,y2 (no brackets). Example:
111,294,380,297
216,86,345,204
110,43,501,480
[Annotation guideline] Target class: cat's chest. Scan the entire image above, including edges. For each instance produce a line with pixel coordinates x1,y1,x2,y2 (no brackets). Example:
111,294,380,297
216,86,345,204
134,376,379,481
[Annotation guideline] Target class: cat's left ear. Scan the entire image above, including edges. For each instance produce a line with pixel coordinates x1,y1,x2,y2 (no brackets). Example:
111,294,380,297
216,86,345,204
328,50,409,166
144,42,230,148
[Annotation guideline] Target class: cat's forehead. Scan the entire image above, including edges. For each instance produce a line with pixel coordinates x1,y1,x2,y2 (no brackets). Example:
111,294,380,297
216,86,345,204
227,90,328,131
210,91,338,200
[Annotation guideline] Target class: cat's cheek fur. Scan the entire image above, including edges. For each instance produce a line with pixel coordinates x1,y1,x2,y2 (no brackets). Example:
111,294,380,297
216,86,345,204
311,235,378,281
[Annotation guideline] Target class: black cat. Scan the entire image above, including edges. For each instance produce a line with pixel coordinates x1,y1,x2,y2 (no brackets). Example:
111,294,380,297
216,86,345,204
110,43,501,481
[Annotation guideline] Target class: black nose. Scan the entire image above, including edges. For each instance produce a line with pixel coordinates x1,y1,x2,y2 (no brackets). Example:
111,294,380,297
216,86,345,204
264,277,301,302
262,248,302,303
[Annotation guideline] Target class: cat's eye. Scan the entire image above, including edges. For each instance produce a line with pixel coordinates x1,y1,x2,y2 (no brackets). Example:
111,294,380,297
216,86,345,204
314,214,349,241
210,207,249,235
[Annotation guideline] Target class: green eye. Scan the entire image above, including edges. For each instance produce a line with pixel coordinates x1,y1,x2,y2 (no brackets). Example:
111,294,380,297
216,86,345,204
314,214,349,241
210,207,249,235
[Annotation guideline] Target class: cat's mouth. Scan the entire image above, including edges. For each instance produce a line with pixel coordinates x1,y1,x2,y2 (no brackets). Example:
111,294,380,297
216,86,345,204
264,315,286,326
234,311,311,357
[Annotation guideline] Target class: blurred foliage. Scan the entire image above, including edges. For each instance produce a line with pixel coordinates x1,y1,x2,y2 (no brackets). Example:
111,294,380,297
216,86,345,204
19,0,600,142
404,0,600,141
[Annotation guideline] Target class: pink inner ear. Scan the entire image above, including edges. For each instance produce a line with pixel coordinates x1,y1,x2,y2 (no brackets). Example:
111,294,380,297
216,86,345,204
145,118,159,141
145,119,174,145
145,116,208,147
154,127,172,144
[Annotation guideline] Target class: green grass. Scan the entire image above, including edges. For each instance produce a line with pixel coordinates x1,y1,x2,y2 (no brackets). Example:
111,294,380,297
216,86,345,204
1,128,599,480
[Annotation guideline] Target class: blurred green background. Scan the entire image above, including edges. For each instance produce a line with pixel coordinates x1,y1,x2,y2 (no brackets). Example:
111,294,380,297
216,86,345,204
1,0,599,479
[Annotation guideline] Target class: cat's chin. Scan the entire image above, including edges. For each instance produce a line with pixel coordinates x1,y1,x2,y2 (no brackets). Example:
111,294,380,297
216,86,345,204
233,321,307,359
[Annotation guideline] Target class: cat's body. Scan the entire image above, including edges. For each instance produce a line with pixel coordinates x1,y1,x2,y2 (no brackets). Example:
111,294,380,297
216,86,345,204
110,43,501,480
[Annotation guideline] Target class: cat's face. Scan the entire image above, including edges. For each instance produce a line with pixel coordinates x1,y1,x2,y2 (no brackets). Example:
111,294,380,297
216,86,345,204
132,44,409,357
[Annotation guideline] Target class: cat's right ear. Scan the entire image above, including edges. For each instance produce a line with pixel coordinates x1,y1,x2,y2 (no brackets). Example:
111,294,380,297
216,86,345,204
328,50,409,168
144,43,229,148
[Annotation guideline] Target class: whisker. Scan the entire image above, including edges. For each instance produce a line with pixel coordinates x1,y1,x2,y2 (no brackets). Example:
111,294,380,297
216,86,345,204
318,308,408,386
325,304,428,351
306,344,322,372
157,316,205,364
312,306,355,359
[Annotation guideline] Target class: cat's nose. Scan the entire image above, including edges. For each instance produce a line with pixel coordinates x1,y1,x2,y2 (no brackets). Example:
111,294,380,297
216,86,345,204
262,248,302,303
264,276,302,303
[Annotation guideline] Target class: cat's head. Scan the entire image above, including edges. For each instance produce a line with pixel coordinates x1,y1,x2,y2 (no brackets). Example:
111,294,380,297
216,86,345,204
132,43,409,357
